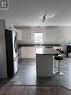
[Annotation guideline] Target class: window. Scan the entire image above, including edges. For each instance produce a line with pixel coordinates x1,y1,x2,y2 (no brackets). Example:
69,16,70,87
34,33,43,42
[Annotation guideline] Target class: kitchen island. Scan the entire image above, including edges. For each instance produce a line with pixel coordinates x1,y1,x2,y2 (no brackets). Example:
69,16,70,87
36,48,59,77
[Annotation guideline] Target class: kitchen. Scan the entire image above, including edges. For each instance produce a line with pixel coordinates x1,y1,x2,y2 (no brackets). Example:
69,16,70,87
0,20,71,85
0,23,71,87
0,0,71,94
16,26,71,86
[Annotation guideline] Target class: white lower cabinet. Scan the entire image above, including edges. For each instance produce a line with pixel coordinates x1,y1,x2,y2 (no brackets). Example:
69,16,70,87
21,47,36,58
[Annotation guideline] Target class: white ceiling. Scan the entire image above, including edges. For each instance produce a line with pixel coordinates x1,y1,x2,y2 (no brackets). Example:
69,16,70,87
0,0,71,26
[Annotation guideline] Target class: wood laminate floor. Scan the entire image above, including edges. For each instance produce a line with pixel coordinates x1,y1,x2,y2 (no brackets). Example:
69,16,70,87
5,58,36,85
0,86,71,95
0,58,71,90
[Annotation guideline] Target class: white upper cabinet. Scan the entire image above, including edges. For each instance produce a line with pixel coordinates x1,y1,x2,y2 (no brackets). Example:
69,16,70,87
17,30,22,40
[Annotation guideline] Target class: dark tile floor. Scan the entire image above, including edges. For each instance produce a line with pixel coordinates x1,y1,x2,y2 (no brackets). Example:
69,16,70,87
0,58,71,90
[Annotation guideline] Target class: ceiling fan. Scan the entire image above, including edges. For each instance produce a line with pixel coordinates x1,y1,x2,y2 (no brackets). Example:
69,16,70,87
41,11,55,22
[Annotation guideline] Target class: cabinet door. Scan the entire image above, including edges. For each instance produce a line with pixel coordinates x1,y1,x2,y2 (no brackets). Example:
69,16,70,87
17,30,22,40
22,28,32,42
21,47,36,58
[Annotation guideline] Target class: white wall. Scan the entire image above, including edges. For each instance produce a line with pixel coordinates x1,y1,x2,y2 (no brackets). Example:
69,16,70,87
61,26,71,44
0,20,7,78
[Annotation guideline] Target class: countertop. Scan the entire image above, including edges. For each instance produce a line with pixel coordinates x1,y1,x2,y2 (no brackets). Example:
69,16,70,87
18,41,61,47
36,48,59,55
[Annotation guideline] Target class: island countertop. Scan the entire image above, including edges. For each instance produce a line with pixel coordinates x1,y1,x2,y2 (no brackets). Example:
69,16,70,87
36,48,59,55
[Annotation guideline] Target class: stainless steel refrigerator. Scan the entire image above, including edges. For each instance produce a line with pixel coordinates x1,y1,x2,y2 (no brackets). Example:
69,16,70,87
5,29,18,78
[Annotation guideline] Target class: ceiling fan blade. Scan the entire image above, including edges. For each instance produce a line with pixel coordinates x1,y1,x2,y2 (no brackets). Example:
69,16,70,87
42,16,46,22
42,12,47,22
45,14,55,21
41,12,55,22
